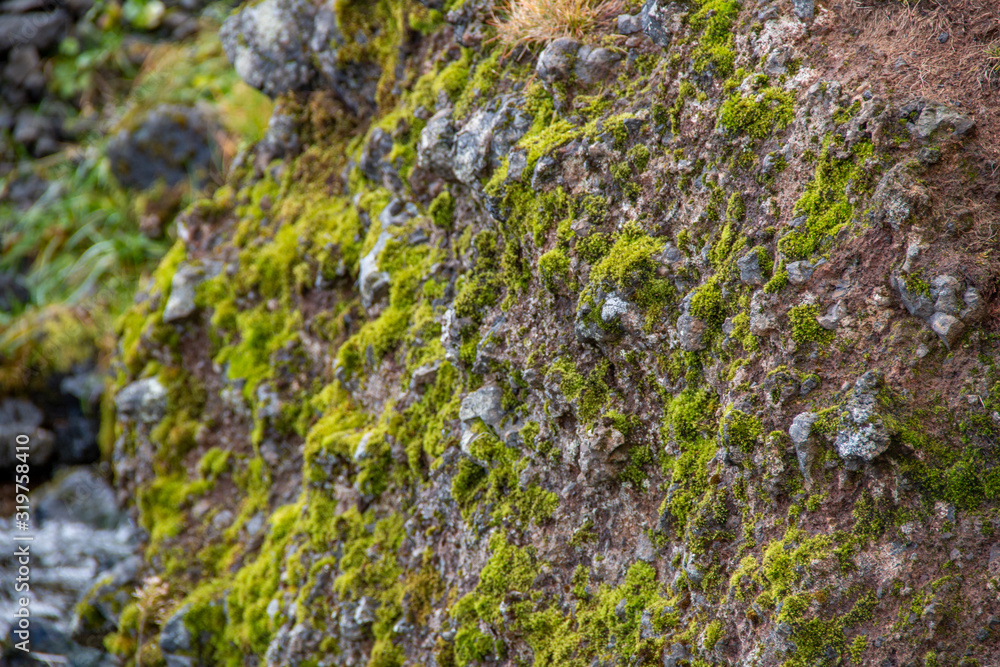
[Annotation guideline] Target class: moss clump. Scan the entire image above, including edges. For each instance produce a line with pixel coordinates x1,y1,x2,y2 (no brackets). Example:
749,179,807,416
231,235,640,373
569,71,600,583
718,86,795,139
689,0,740,78
777,140,876,261
722,409,762,454
538,247,570,292
428,190,456,229
788,303,834,346
689,278,725,329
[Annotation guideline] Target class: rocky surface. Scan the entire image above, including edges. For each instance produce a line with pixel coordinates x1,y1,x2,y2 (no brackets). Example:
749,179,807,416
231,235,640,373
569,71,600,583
4,0,1000,665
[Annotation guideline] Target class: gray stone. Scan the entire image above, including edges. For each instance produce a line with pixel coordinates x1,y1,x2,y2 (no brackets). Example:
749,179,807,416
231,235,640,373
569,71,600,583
453,110,496,184
737,251,764,286
163,264,204,323
416,109,456,180
786,260,814,284
617,14,642,35
664,642,692,667
929,312,965,348
789,412,819,484
0,10,68,51
792,0,814,19
871,161,930,231
574,45,621,85
601,293,629,324
488,98,532,170
536,37,580,83
0,398,54,468
816,300,846,330
459,385,505,430
256,111,301,165
378,198,419,228
358,231,391,310
409,361,441,392
930,275,962,316
359,127,395,183
160,605,193,654
960,287,984,322
107,105,216,190
115,377,168,424
749,291,777,335
575,291,622,345
37,468,123,530
677,314,707,351
219,0,323,97
914,102,975,140
578,426,628,482
641,0,678,47
834,371,892,462
892,275,935,319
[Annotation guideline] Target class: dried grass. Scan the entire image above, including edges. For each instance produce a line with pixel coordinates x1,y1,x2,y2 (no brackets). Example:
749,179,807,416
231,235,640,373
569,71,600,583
490,0,624,49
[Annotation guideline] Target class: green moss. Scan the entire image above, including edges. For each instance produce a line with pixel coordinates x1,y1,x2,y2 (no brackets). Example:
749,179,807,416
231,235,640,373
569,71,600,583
777,140,876,261
722,409,762,453
538,247,570,292
689,0,740,79
689,278,725,330
788,303,834,346
718,86,795,139
428,190,456,229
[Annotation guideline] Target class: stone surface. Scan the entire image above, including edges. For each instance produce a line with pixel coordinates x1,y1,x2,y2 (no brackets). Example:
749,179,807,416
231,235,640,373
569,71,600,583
416,109,456,180
737,251,764,285
789,412,819,484
162,263,204,323
536,37,580,83
115,377,168,424
677,314,707,351
458,385,504,431
107,105,216,190
929,311,965,348
834,371,892,463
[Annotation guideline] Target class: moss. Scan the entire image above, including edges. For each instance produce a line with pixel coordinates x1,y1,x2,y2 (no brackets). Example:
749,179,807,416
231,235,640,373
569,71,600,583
428,190,456,229
722,409,762,453
777,140,876,261
689,278,725,330
689,0,740,79
588,222,664,291
718,86,795,139
538,247,570,292
788,303,834,346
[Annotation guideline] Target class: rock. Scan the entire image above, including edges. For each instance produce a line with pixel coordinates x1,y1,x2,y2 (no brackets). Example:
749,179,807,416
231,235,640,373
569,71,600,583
256,110,301,166
162,264,204,323
459,385,504,431
664,642,692,667
0,398,54,469
914,102,975,139
115,377,168,424
578,426,628,482
358,232,391,310
0,10,68,52
452,111,494,185
617,14,641,34
360,127,394,183
930,275,961,316
536,37,580,83
789,412,819,485
870,161,930,230
409,361,441,392
573,45,621,85
488,97,532,170
892,275,935,319
816,300,846,330
834,371,892,463
575,291,623,345
792,0,814,20
677,314,707,352
786,260,814,284
749,291,777,335
960,287,984,322
107,105,216,190
37,468,123,530
737,251,764,286
160,605,193,655
219,0,322,97
929,312,965,348
417,109,456,180
379,198,419,228
640,0,679,47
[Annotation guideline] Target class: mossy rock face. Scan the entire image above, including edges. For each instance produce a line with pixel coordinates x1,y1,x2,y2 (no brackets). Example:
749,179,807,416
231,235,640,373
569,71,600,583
91,0,1000,666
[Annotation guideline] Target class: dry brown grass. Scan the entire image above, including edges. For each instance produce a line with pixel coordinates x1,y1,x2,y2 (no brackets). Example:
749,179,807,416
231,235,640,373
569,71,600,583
828,0,1000,154
490,0,624,49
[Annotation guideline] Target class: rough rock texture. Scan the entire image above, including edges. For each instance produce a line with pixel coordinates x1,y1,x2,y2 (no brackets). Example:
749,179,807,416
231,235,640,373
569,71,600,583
48,0,1000,666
